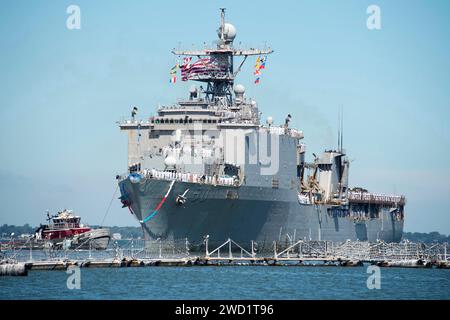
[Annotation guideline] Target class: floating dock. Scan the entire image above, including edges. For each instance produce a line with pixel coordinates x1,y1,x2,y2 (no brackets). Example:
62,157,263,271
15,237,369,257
0,262,28,276
2,238,449,275
21,256,448,271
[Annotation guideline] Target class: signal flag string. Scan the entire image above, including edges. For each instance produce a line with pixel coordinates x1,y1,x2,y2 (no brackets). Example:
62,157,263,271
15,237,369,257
254,55,267,84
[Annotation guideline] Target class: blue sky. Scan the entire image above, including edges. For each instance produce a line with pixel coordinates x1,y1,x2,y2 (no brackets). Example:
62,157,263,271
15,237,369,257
0,0,449,233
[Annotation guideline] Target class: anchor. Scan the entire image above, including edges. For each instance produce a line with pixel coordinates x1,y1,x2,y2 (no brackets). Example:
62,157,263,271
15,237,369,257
176,189,190,205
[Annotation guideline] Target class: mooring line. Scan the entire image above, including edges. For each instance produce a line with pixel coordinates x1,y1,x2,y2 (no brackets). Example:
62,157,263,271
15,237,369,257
100,184,119,227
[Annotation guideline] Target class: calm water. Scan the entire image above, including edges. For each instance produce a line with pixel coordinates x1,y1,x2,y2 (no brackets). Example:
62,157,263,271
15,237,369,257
1,266,449,300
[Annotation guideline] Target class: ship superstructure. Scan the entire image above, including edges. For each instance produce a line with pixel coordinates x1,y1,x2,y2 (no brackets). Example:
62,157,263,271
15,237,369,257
117,9,404,248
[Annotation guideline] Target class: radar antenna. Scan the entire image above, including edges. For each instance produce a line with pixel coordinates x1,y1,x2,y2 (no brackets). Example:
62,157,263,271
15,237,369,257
171,8,273,107
340,105,344,152
337,105,344,153
219,8,226,44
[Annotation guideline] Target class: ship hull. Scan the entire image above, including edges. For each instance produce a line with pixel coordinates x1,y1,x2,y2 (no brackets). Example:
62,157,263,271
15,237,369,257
45,228,111,250
119,178,403,249
70,228,111,250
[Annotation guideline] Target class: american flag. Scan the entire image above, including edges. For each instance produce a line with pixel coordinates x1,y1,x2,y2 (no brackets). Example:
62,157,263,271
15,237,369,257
183,57,192,68
181,57,227,81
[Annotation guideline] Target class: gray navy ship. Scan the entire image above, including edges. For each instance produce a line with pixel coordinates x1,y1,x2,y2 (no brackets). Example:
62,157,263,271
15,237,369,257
117,9,405,249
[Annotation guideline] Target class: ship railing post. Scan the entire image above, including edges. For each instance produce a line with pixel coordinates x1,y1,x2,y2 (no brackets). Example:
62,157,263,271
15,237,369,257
10,234,15,258
445,243,447,261
416,242,420,259
29,238,33,262
286,234,292,259
205,235,209,258
157,238,162,259
131,240,134,259
299,241,303,259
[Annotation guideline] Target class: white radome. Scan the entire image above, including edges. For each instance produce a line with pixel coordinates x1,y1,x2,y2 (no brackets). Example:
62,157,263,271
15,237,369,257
164,156,177,167
267,116,274,125
234,84,245,94
218,23,237,41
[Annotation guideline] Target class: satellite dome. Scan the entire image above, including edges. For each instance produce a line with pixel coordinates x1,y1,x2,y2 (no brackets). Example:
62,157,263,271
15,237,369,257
189,85,197,93
164,156,176,167
234,84,245,94
267,116,273,125
218,23,237,42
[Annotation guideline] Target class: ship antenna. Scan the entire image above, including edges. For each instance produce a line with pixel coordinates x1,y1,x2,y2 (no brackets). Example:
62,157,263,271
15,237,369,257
337,109,341,152
340,105,344,153
220,8,226,43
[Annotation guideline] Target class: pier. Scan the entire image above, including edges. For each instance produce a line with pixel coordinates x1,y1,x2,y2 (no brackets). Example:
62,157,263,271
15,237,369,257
1,237,449,275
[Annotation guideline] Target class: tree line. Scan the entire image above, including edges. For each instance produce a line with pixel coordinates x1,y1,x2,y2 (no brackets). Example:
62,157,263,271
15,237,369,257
1,224,448,243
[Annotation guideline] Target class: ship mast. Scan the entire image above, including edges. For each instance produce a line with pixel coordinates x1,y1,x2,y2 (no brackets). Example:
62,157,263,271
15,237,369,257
171,8,273,107
219,8,226,45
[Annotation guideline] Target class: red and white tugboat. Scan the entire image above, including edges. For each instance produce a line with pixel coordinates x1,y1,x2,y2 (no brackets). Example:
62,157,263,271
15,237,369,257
35,210,111,250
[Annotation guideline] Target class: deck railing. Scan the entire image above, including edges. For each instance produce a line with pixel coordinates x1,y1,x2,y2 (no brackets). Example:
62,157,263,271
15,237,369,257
141,169,239,187
348,191,406,205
